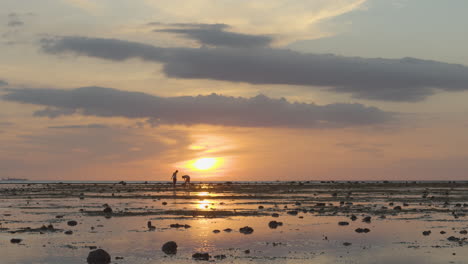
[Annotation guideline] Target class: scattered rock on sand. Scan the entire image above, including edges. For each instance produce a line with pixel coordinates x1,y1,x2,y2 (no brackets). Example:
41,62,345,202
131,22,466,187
103,207,112,214
272,213,280,218
422,230,431,236
343,242,352,246
268,221,283,229
213,229,220,233
161,241,177,255
10,238,22,244
338,221,349,226
350,215,357,221
240,226,254,234
223,228,232,232
64,230,73,235
170,223,191,228
355,228,370,233
287,210,298,216
362,216,371,223
258,205,264,209
192,252,210,261
67,220,78,226
393,206,402,211
147,221,155,230
87,249,111,264
214,254,226,260
460,230,467,235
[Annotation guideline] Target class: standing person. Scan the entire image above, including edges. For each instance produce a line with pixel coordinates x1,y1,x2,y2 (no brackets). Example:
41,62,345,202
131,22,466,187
171,170,178,186
182,175,191,186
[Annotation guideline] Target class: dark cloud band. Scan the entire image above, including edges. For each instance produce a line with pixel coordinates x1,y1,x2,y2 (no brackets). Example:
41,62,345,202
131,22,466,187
2,86,392,128
153,23,272,48
40,36,468,102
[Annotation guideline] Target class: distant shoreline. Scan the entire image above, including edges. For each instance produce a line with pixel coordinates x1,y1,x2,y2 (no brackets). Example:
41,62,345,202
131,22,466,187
1,180,467,184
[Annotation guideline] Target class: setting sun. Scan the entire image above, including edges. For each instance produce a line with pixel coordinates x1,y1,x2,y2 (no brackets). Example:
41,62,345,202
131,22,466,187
193,158,219,170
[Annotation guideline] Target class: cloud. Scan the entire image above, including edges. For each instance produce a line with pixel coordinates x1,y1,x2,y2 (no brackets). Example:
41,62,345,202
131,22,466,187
48,123,108,129
7,20,24,27
153,23,272,48
143,0,368,44
2,86,392,128
41,36,468,102
6,12,25,27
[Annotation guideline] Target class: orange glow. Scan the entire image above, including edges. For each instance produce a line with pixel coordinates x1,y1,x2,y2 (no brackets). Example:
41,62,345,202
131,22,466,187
192,157,221,170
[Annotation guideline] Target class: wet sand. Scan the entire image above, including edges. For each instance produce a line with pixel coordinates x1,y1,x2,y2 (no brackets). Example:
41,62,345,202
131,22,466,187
1,181,468,263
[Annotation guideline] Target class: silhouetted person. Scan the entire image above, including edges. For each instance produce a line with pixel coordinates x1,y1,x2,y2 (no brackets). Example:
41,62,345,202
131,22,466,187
182,175,191,186
171,170,178,186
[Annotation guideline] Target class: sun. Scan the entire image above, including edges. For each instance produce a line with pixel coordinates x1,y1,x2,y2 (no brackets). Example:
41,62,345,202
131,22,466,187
193,158,219,170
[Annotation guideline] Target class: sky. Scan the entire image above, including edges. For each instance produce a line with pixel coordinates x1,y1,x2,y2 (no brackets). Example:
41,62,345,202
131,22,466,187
1,0,468,181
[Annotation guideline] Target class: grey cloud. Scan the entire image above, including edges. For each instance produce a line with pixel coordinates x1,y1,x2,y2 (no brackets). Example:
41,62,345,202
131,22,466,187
6,12,24,27
40,36,468,102
2,86,392,128
154,23,272,48
34,107,76,118
48,123,108,129
8,20,24,27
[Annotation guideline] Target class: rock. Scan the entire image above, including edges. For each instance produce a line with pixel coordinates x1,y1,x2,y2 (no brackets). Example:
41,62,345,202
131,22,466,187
170,223,191,228
161,241,177,255
214,254,226,260
64,230,73,235
268,221,283,229
10,238,22,244
295,202,301,206
87,249,111,264
223,228,232,232
355,228,370,233
244,249,250,254
440,231,446,234
213,229,220,233
350,215,357,221
447,236,460,242
147,221,155,230
422,230,431,236
393,206,402,211
239,226,254,234
338,221,349,226
460,230,467,235
192,253,210,261
103,207,112,214
258,205,264,209
67,220,78,226
343,242,352,246
362,216,371,223
162,202,167,205
287,210,298,216
271,213,280,218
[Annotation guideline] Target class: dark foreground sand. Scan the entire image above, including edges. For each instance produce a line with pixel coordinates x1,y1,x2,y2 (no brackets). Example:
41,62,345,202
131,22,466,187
1,181,467,263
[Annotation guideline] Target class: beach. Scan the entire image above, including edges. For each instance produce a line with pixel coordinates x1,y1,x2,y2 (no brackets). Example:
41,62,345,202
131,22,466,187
1,181,467,264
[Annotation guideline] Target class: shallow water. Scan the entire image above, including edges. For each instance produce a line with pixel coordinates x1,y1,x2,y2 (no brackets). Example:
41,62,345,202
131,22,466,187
1,182,467,263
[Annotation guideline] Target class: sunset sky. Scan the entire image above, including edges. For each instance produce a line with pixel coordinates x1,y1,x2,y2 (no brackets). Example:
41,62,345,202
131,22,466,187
2,0,468,181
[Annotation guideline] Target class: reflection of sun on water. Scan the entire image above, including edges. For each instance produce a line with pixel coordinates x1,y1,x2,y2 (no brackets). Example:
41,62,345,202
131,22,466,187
197,199,214,210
